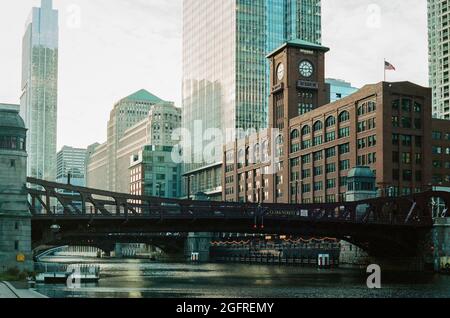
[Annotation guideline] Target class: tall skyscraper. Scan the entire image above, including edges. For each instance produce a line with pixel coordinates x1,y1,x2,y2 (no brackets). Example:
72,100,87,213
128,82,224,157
428,0,450,119
182,0,322,198
56,146,87,187
20,0,59,181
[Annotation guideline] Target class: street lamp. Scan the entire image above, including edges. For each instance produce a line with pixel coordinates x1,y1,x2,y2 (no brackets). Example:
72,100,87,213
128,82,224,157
184,175,194,200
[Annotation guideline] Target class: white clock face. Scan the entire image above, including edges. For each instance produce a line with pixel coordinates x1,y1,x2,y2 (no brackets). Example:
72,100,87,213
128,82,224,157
277,63,285,81
299,60,314,78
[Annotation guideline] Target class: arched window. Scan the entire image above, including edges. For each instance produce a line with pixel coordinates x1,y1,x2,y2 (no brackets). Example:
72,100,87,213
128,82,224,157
338,111,350,123
301,125,311,136
325,116,336,128
313,121,323,132
290,129,300,140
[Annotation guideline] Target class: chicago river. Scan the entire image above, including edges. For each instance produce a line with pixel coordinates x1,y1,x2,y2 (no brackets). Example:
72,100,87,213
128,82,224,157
35,257,450,298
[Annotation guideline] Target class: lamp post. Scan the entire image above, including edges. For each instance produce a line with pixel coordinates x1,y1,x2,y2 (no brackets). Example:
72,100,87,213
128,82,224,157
185,175,194,200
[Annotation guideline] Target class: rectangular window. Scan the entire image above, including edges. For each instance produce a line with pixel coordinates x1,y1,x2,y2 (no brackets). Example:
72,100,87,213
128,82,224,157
326,179,336,189
433,147,442,155
402,153,412,164
313,151,323,161
302,183,311,193
314,166,323,176
415,153,422,165
368,135,377,147
338,127,350,138
340,160,350,171
302,169,311,179
432,131,442,140
325,131,335,142
403,170,413,181
313,136,323,146
302,154,311,164
392,116,399,127
357,138,366,149
326,163,336,173
402,135,412,147
339,143,350,155
401,117,412,128
393,134,399,145
325,147,336,158
314,181,323,191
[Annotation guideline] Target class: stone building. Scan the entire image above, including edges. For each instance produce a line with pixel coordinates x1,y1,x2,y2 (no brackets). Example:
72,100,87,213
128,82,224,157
86,90,182,195
0,104,32,272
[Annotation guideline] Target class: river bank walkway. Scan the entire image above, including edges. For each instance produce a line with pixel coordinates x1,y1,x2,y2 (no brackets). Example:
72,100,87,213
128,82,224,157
0,281,47,298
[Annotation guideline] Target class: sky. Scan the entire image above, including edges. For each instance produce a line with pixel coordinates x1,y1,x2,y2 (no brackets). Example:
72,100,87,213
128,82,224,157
0,0,428,150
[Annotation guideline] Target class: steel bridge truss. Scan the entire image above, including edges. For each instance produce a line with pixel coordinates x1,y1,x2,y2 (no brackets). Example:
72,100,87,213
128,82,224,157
27,178,450,228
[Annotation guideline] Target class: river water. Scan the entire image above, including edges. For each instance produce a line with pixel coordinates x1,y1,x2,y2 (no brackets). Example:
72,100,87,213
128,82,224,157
35,257,450,298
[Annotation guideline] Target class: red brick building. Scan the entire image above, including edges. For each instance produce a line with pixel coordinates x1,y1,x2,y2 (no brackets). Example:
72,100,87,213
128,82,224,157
223,40,450,203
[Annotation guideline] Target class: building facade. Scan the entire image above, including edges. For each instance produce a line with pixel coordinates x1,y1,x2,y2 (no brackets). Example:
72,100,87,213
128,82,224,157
129,145,182,198
428,0,450,119
223,41,450,203
182,0,322,199
86,92,181,195
326,78,359,103
86,90,164,192
20,0,59,181
0,104,32,272
56,146,87,187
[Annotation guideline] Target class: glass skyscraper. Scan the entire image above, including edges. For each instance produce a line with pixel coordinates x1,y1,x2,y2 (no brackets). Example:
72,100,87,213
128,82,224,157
182,0,322,197
20,0,59,181
428,0,450,119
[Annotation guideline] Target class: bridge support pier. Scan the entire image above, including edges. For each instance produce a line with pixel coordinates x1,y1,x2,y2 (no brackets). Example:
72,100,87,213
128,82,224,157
432,218,450,272
0,107,33,273
184,233,213,263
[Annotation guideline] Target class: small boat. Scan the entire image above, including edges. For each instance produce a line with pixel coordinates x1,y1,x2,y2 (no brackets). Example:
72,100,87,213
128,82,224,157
35,264,100,284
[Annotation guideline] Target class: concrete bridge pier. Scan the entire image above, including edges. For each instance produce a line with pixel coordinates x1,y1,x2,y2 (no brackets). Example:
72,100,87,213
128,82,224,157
184,232,214,262
0,106,33,273
432,218,450,272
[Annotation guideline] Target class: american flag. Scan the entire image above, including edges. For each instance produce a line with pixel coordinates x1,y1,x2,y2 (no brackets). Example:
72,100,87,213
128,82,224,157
385,61,396,71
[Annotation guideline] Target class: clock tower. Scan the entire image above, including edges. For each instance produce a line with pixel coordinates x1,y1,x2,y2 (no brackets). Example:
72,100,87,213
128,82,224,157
267,39,330,130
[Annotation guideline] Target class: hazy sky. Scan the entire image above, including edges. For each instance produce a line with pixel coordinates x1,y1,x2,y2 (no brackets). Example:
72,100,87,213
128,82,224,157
0,0,428,150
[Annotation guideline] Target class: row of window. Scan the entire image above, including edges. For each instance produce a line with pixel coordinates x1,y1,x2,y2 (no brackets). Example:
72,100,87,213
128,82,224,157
392,99,422,113
432,131,450,141
357,135,377,149
291,111,351,138
357,101,377,116
392,116,422,129
0,136,26,151
392,134,421,147
392,169,422,182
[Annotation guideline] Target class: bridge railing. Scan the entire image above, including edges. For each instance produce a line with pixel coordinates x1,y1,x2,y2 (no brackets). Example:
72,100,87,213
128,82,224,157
27,177,449,227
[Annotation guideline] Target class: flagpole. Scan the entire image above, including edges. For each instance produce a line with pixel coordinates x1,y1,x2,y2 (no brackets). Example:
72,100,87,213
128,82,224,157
383,58,386,82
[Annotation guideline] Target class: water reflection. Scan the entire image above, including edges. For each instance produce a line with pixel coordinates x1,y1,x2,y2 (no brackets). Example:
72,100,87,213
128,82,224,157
36,257,450,298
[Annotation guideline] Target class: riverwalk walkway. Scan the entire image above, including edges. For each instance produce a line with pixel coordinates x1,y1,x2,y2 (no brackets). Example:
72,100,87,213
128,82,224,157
0,281,47,298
